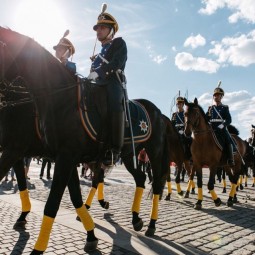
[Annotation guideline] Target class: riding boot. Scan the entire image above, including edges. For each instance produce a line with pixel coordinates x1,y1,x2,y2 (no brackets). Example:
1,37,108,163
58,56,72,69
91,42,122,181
103,112,124,166
227,144,235,166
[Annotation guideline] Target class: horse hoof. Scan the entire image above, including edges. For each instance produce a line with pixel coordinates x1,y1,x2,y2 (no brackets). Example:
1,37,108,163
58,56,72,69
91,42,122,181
214,198,221,207
30,249,43,254
194,203,202,210
145,227,155,237
233,197,239,203
76,216,81,222
13,220,27,230
178,191,184,197
191,189,195,194
245,183,247,187
252,184,254,187
104,201,109,209
227,200,233,207
222,188,226,193
240,184,244,190
184,192,189,198
84,239,98,252
133,219,143,231
165,194,171,201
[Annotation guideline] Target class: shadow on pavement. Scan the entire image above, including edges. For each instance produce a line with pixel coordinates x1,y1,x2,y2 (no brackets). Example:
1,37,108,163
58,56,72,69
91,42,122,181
10,229,30,255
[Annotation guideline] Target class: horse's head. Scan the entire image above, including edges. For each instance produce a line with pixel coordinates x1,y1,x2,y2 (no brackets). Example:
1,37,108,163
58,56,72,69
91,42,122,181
250,125,255,147
0,27,73,94
184,97,207,136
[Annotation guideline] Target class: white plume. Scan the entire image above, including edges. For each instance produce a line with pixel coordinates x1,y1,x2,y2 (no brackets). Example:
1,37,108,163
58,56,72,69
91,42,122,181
101,3,107,13
217,80,222,87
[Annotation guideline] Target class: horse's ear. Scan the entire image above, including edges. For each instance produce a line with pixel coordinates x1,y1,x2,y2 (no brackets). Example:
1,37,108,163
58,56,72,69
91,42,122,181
252,124,255,128
194,98,198,105
184,98,188,105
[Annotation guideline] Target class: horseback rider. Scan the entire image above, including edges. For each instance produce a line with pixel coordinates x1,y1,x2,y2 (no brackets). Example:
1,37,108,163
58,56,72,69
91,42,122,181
87,7,127,165
53,30,76,73
171,96,192,160
206,84,235,166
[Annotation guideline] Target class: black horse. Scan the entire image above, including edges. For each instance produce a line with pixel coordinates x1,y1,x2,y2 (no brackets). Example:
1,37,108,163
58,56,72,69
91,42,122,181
0,27,169,254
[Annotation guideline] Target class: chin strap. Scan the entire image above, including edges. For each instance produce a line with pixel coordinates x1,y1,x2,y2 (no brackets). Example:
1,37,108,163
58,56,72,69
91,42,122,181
61,49,71,62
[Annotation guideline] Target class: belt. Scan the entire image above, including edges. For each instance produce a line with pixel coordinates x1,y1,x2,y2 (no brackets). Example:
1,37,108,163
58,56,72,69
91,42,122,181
210,119,223,123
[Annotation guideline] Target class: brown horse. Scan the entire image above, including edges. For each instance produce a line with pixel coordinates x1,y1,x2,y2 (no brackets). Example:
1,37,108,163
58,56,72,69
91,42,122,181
184,98,246,209
162,115,194,200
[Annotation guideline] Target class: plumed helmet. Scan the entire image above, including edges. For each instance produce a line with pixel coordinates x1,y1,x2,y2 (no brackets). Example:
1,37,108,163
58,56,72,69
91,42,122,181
176,96,184,104
93,4,118,34
53,30,75,55
213,81,224,96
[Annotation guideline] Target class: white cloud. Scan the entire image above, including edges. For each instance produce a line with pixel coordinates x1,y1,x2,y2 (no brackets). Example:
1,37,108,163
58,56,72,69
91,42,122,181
184,34,206,49
172,46,177,52
175,52,219,73
146,42,167,64
199,0,255,24
209,30,255,67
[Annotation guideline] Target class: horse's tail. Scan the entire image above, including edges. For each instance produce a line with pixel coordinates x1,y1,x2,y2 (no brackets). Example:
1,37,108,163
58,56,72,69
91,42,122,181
228,124,239,135
159,126,170,198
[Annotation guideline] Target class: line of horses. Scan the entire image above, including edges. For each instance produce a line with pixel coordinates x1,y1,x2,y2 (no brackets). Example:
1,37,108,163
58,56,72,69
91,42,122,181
0,27,253,254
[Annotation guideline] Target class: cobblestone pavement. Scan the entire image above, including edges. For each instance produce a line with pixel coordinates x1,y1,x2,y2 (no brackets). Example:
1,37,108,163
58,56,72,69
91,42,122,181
1,160,255,255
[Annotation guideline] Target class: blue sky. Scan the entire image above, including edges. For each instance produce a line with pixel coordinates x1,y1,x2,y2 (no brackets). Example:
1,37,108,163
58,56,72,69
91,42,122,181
2,0,255,139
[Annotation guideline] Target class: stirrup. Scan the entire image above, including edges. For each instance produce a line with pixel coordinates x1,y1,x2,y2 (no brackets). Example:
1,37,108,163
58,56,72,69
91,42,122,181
103,150,119,166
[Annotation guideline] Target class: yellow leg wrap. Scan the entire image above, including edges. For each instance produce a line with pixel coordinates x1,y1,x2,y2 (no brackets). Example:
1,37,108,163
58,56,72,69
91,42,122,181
85,187,96,207
245,176,248,183
223,179,227,188
198,188,203,201
76,205,95,231
229,183,236,197
167,181,172,194
253,177,255,184
187,180,192,192
176,183,182,193
151,194,159,220
34,215,54,252
210,190,218,200
237,179,240,187
97,183,104,200
191,180,195,189
20,189,31,212
132,187,144,213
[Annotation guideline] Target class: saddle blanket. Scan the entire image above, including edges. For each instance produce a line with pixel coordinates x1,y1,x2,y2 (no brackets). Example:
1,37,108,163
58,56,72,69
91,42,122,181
78,82,151,144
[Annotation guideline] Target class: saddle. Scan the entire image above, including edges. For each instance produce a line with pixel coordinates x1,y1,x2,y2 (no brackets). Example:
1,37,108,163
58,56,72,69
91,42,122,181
78,79,151,145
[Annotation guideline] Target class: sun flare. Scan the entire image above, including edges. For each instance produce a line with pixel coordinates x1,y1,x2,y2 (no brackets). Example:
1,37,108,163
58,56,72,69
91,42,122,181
13,0,68,50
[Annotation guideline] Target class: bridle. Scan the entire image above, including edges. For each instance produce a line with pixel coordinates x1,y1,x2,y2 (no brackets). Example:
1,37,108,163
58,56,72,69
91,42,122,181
185,107,211,135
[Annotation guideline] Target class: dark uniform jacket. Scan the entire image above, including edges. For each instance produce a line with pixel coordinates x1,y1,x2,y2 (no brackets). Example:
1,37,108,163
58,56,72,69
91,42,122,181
206,104,231,130
171,111,185,134
91,37,127,84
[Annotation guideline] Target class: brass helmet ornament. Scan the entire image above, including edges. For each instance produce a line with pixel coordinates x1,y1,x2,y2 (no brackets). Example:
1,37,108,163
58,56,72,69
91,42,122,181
213,81,224,96
53,30,75,55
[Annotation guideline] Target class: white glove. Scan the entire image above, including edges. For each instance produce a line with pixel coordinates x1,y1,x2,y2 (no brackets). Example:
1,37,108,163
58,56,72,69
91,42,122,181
218,124,224,129
179,130,184,135
87,71,99,81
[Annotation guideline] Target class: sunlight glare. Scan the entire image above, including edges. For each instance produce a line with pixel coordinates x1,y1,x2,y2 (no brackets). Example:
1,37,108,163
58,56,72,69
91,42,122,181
14,0,68,50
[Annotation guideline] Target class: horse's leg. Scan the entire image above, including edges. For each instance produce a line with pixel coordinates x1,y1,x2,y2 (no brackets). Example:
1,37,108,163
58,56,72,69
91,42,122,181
194,167,203,210
222,169,227,193
145,139,169,237
97,167,109,209
31,152,97,254
208,167,221,207
124,157,146,232
67,166,98,252
184,165,195,198
175,164,184,196
13,159,32,229
164,168,172,201
0,150,19,181
226,170,239,207
252,168,255,187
